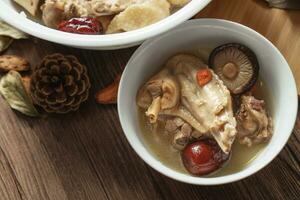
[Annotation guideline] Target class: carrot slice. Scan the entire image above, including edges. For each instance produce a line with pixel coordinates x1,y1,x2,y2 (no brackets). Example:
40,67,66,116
196,69,212,87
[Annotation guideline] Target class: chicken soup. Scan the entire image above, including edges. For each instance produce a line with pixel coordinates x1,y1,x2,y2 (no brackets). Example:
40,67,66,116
137,43,273,176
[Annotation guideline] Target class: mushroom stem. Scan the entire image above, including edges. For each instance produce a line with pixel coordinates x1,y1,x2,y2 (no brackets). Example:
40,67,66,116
146,97,161,123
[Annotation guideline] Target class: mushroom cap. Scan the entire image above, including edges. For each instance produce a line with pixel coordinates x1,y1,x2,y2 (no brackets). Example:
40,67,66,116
208,43,259,95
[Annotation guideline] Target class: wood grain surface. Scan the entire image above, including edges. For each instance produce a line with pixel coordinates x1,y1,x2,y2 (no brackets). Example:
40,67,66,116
0,0,299,200
196,0,300,95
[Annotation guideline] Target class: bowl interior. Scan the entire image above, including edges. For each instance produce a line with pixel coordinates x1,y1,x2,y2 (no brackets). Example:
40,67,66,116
118,19,298,185
0,0,211,49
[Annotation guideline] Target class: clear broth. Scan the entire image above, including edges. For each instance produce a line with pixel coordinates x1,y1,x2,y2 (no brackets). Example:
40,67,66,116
138,52,273,176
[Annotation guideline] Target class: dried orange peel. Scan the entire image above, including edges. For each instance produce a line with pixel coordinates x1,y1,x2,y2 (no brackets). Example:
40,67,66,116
95,74,121,104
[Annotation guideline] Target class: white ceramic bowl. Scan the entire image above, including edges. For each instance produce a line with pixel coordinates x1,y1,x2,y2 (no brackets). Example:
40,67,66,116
118,19,298,185
0,0,211,50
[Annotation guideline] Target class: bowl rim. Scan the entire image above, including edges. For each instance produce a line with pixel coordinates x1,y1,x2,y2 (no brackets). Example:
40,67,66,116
0,0,211,48
118,19,298,185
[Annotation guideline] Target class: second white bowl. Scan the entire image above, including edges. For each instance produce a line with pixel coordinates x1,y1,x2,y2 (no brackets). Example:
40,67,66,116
118,19,298,185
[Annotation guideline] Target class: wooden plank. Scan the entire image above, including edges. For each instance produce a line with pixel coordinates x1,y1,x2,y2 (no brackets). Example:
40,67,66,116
0,1,299,199
0,145,24,200
195,0,300,95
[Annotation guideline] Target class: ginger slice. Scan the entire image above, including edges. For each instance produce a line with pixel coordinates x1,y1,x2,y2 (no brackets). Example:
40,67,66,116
106,0,170,33
95,74,121,104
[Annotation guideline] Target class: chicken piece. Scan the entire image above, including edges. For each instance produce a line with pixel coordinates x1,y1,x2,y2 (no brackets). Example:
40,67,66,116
97,15,115,32
87,0,146,16
172,123,192,150
14,0,40,16
147,80,163,97
41,1,67,28
137,69,180,109
166,54,237,154
41,0,87,28
165,119,178,133
173,117,184,127
137,54,237,153
236,95,272,146
181,123,192,136
164,117,185,133
160,106,208,135
137,69,180,123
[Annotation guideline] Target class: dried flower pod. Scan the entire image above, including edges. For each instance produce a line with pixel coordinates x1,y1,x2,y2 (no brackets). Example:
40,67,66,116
30,53,90,113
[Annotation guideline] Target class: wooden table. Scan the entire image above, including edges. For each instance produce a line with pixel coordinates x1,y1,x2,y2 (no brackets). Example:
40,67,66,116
0,0,299,200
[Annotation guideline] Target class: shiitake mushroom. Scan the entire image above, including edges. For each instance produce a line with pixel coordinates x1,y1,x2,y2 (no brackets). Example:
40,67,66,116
208,43,259,95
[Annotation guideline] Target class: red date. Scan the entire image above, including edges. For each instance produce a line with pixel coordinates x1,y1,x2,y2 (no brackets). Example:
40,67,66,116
181,139,230,176
58,17,102,35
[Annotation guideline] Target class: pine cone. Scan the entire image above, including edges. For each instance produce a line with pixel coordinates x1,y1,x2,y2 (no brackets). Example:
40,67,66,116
30,53,90,113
